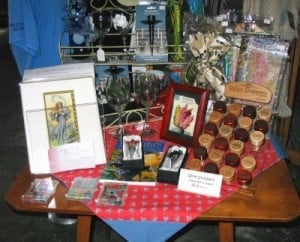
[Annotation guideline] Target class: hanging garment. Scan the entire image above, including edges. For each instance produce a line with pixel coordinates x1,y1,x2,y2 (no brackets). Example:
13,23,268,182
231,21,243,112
8,0,67,76
243,0,299,41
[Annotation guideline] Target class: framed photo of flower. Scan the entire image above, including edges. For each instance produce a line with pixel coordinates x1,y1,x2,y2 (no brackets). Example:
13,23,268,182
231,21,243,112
160,83,209,147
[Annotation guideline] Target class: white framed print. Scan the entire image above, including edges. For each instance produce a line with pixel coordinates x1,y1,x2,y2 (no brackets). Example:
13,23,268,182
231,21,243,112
20,63,106,174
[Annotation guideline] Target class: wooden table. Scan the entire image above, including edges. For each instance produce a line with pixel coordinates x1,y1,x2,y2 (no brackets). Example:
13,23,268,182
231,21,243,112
5,160,300,242
5,164,94,242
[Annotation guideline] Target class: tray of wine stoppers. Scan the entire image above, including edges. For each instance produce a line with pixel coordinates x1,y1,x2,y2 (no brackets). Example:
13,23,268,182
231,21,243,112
184,100,274,189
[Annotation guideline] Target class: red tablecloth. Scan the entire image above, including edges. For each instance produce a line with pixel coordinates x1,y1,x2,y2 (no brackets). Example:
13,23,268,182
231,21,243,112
54,120,279,223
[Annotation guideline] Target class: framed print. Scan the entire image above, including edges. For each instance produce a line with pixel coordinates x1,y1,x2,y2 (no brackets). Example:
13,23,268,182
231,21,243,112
44,90,80,148
20,63,107,174
160,83,209,147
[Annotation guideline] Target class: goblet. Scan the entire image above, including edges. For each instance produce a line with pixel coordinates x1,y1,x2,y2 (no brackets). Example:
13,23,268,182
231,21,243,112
135,73,160,136
91,10,112,60
106,77,130,139
111,10,134,55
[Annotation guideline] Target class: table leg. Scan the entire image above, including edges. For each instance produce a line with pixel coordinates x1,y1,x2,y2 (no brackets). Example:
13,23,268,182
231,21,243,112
219,222,234,242
77,215,92,242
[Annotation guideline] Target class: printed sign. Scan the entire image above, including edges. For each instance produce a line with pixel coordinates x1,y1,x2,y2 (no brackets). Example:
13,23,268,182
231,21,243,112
177,168,222,198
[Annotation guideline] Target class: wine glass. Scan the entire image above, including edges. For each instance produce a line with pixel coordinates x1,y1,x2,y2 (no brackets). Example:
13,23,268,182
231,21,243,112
91,10,112,60
135,73,160,136
106,76,130,139
111,10,134,55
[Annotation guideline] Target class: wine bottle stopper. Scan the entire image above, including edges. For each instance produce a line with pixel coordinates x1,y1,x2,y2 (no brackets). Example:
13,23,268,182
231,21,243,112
228,102,241,117
254,119,269,134
234,128,249,142
223,113,237,128
238,116,253,131
213,100,227,113
193,145,208,162
209,111,223,127
208,148,224,167
241,155,256,172
219,124,233,140
229,139,245,155
203,162,219,174
225,152,240,168
250,130,265,151
198,133,214,150
213,136,229,151
185,158,202,171
220,165,235,184
203,122,218,136
258,106,272,122
236,169,252,188
243,105,257,119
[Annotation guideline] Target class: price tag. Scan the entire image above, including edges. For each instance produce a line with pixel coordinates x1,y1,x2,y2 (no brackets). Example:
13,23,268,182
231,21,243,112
221,21,228,27
264,18,271,24
177,168,222,197
225,28,233,33
97,48,105,62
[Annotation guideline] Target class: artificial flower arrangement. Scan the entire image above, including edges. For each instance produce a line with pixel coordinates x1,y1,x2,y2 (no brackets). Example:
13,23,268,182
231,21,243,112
185,32,231,101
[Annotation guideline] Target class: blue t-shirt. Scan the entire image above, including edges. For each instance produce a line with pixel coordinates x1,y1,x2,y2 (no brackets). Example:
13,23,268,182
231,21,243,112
9,0,67,76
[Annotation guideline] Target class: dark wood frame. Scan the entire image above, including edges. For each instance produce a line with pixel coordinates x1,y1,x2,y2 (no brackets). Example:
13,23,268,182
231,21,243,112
160,83,209,146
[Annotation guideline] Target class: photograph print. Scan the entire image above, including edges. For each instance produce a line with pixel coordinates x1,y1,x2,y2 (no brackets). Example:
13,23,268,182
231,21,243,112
160,83,209,147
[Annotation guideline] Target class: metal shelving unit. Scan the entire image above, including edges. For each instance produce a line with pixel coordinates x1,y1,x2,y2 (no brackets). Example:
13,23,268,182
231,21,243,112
59,1,189,128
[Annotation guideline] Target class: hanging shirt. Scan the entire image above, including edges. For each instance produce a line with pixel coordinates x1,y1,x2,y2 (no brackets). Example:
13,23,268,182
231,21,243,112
8,0,67,76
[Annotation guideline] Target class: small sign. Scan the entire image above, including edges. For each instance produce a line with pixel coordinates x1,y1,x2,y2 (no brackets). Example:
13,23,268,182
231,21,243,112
177,169,222,198
48,142,95,173
224,82,272,104
97,48,105,62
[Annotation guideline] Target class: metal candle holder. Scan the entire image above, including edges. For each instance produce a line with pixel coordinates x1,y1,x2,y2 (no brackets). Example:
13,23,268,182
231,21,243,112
141,15,161,55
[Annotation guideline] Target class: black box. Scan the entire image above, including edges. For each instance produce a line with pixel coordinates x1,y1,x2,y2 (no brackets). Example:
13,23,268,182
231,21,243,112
122,135,144,170
157,145,187,185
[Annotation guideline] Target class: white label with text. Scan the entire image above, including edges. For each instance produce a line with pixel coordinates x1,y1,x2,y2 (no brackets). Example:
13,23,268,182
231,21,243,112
177,169,222,198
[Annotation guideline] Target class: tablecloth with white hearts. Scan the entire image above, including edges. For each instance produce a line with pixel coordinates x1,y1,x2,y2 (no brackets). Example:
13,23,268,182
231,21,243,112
53,120,279,223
